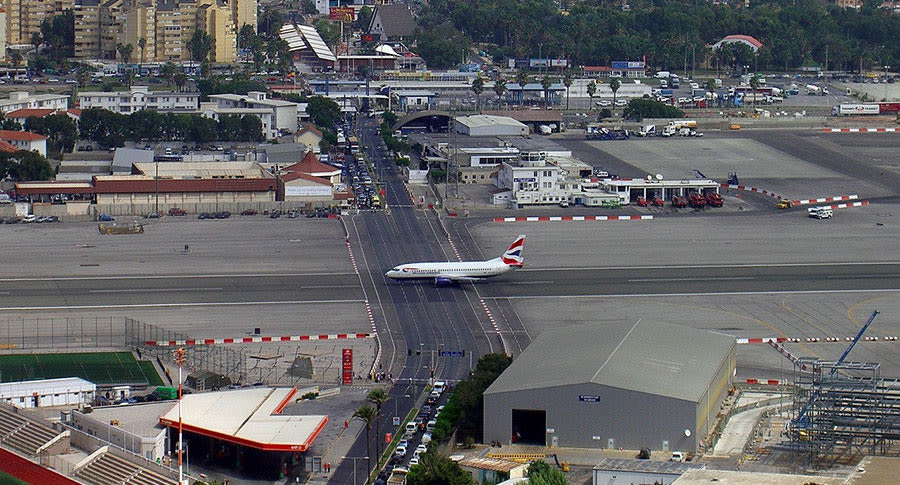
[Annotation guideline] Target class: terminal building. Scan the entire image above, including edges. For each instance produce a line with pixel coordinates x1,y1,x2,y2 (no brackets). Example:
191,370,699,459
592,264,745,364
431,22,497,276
483,321,735,452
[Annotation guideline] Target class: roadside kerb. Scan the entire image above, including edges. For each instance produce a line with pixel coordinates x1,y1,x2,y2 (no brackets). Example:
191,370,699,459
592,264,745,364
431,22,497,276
144,333,374,346
823,127,900,133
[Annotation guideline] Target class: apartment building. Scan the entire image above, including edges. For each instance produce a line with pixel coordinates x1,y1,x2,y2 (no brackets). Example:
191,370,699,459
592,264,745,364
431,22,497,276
78,85,199,113
69,0,252,62
5,0,73,46
208,91,299,138
0,91,69,113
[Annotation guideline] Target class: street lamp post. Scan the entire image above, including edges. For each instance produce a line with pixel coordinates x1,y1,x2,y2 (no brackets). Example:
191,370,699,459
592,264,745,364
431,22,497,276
342,456,370,485
155,159,159,216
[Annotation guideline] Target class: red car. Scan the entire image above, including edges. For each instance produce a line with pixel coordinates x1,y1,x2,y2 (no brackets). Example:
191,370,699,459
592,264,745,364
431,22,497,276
635,196,649,207
167,207,186,216
241,209,258,216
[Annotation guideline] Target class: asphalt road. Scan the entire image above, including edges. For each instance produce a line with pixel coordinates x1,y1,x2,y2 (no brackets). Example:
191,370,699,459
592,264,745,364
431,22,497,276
478,263,900,299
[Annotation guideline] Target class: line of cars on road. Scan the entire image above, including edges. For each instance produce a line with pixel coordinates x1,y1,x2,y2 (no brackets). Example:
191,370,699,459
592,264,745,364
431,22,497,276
1,215,59,224
390,381,448,472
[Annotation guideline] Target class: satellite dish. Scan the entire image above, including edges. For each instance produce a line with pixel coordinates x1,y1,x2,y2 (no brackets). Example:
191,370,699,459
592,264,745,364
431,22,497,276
684,429,692,437
646,174,653,181
655,174,664,181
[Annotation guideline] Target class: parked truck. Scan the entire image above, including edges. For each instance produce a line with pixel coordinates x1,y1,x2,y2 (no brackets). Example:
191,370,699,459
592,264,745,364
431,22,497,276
688,192,707,208
671,195,689,208
637,124,656,137
832,103,900,115
705,192,724,207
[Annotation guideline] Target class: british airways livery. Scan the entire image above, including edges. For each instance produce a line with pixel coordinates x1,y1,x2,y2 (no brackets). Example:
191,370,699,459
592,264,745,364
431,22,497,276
385,235,526,286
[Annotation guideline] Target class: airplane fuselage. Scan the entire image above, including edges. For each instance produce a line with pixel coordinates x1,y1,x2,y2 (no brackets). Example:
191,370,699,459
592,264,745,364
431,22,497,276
385,259,517,280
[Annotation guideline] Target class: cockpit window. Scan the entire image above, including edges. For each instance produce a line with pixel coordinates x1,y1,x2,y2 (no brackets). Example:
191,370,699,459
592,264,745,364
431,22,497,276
391,267,400,271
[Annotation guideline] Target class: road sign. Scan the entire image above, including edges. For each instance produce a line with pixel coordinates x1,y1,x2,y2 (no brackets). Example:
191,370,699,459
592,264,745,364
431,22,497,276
440,350,465,357
393,416,401,426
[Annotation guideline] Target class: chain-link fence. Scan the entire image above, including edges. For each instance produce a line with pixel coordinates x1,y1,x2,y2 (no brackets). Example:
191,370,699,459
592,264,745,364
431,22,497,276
0,316,125,350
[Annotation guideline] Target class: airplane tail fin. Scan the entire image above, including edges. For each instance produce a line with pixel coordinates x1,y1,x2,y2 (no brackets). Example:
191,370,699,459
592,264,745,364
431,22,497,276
500,235,526,267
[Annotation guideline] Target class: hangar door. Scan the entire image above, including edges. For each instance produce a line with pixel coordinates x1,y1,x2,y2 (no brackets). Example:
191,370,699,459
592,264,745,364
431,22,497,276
511,409,546,446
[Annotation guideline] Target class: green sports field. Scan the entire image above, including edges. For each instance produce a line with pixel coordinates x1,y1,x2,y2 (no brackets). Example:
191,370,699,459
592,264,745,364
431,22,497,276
0,352,163,386
0,471,27,485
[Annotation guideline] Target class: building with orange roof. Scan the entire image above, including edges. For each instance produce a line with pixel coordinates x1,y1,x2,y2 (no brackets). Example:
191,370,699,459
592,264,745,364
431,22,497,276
279,151,351,205
0,140,18,153
0,130,47,156
282,151,341,185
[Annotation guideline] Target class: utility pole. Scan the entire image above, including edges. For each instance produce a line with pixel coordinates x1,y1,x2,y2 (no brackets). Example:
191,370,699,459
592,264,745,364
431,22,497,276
154,159,159,216
176,348,185,485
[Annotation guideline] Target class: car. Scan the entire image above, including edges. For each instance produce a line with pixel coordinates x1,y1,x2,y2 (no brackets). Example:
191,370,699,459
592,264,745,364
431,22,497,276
22,215,36,223
415,444,428,454
421,405,433,415
422,432,432,444
614,99,627,107
287,210,299,218
241,209,258,216
98,213,114,222
425,395,438,405
213,211,231,219
35,216,50,223
408,457,419,466
395,445,407,457
4,217,19,224
47,78,59,83
145,212,161,219
597,100,612,107
168,208,187,216
269,210,281,218
65,78,77,84
45,216,59,223
198,212,211,219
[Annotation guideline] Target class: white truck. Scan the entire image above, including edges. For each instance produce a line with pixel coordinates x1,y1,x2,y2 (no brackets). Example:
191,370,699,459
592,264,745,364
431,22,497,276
832,104,880,116
808,207,833,219
637,124,656,137
661,125,677,137
805,84,820,95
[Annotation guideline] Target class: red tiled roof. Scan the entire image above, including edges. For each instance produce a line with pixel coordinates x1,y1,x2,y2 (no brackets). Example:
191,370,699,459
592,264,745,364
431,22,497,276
68,109,83,117
283,151,339,174
0,140,17,153
0,130,47,141
281,171,331,185
5,108,56,119
297,124,322,137
92,177,277,194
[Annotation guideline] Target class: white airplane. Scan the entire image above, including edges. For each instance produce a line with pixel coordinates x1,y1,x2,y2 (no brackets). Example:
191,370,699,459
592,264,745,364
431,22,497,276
385,235,525,286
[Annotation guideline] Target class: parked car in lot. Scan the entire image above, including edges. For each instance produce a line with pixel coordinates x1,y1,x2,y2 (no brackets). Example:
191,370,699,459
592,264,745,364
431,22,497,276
198,212,211,219
168,208,187,216
269,210,281,218
98,213,114,221
287,210,299,218
241,209,258,216
22,214,37,223
145,212,161,219
213,211,231,219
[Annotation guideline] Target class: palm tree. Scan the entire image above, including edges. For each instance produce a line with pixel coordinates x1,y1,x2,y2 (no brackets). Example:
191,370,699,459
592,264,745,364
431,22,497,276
352,405,378,479
117,43,133,64
471,75,485,112
586,80,597,110
138,37,146,65
516,70,529,106
493,78,507,109
749,74,760,109
366,388,390,461
173,72,187,92
161,62,179,88
540,75,553,108
610,77,621,109
563,70,574,110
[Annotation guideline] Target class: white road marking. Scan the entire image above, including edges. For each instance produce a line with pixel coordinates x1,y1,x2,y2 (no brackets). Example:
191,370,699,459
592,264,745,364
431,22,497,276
299,285,360,289
509,281,555,285
482,288,900,300
628,277,753,282
0,272,357,282
0,299,366,311
89,288,223,293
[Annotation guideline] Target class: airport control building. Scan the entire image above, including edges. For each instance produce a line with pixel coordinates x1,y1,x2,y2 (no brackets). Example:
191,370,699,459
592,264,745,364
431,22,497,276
483,321,735,452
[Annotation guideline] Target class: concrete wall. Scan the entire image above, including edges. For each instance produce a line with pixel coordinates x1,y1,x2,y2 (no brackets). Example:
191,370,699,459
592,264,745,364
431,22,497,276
695,342,736,446
484,382,697,451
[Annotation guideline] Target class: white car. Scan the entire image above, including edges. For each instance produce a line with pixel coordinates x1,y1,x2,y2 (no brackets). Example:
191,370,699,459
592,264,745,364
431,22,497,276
597,100,612,107
409,457,420,466
422,432,432,444
415,444,428,454
395,445,407,457
614,99,627,107
22,214,36,223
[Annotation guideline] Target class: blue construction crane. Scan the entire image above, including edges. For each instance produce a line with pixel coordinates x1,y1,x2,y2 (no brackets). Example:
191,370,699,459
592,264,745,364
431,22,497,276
794,310,879,427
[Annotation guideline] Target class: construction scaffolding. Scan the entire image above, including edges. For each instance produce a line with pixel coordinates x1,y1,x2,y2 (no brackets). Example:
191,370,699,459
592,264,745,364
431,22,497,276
790,358,900,464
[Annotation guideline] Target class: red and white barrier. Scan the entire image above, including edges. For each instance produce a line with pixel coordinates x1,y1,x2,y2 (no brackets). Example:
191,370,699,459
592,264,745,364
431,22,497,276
493,215,653,223
745,378,784,386
791,194,858,205
826,200,869,210
737,334,896,344
145,333,374,346
720,183,784,200
823,127,900,133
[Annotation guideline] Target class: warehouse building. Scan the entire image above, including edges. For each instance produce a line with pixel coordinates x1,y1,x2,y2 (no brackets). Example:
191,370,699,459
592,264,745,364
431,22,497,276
453,115,528,137
483,321,735,452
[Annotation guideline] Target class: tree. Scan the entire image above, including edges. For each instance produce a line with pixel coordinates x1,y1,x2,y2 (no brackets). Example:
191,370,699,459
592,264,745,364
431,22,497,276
0,151,54,181
705,79,717,96
406,451,475,485
117,43,133,64
366,388,390,462
301,0,318,16
453,353,512,442
187,30,213,66
516,70,529,106
38,12,74,59
623,98,684,121
527,460,566,485
355,6,373,32
306,96,342,129
493,78,507,109
138,37,146,65
313,19,341,51
609,77,621,110
416,22,469,70
25,114,77,155
749,74,760,108
237,24,257,53
586,80,597,109
161,62,179,88
352,405,377,479
9,51,23,66
173,73,188,92
563,71,574,110
540,76,553,108
257,6,284,38
471,75,484,111
0,113,21,131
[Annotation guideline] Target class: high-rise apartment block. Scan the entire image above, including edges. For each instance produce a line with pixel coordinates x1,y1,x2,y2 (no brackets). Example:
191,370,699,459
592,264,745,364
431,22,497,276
11,0,255,62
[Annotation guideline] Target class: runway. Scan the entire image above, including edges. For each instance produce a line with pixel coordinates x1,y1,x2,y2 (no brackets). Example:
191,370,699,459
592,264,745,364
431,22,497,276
477,262,900,298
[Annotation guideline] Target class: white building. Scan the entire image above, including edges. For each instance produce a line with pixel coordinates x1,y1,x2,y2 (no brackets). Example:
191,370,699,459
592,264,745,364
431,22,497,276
459,147,520,168
78,86,200,113
0,91,69,114
0,377,96,409
199,102,274,138
454,115,529,137
0,130,48,156
496,157,566,206
208,92,299,139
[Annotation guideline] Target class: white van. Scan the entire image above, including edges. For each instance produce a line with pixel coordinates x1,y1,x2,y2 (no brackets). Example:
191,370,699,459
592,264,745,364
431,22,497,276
670,451,684,462
405,421,418,434
426,420,437,431
433,381,447,394
808,207,833,219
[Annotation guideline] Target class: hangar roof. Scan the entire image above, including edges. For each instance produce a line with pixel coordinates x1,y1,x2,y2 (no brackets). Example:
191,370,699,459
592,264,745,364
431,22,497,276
485,321,734,403
455,115,527,130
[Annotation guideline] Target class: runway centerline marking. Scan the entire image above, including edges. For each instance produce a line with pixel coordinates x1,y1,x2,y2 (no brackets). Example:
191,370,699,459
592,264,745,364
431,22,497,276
89,288,223,293
627,277,754,282
481,288,900,299
519,261,900,272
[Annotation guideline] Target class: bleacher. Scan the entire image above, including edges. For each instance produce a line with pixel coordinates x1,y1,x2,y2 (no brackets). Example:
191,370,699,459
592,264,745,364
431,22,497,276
75,451,177,485
0,406,61,456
